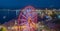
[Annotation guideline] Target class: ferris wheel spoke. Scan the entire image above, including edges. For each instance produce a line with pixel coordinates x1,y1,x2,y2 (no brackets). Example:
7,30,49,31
22,15,27,19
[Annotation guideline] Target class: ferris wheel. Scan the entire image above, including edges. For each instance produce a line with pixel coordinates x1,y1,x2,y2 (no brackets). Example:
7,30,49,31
17,6,37,31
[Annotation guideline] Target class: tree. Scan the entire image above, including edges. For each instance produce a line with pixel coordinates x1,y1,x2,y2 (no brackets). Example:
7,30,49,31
0,29,1,31
0,26,7,31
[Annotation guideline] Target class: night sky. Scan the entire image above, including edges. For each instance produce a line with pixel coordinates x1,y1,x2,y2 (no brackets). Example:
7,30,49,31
0,0,60,9
0,0,60,24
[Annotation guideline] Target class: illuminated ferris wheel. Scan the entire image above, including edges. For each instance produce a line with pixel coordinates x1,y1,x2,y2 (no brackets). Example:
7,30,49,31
17,6,37,31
